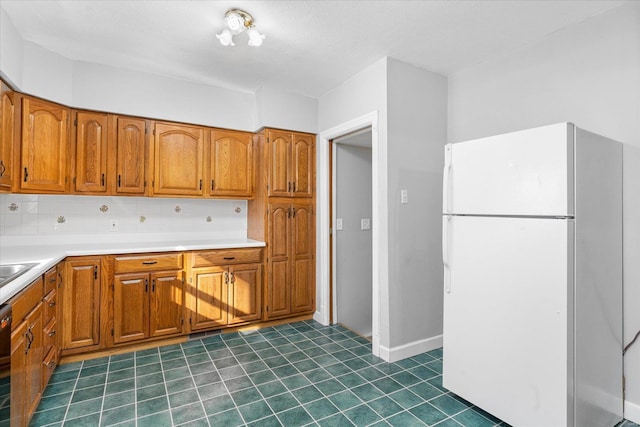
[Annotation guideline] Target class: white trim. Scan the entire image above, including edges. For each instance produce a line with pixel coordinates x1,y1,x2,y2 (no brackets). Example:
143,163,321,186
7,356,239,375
317,111,387,359
378,334,444,363
625,399,640,424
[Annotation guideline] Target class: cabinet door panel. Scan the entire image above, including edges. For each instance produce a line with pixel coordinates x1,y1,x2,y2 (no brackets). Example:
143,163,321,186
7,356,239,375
113,273,148,344
292,133,313,198
21,97,68,192
150,271,184,337
10,321,27,427
63,260,100,350
267,130,290,197
116,117,146,194
292,203,314,313
0,83,15,191
25,302,43,419
268,260,290,318
210,130,252,197
153,123,204,195
190,267,227,330
228,264,261,324
269,204,290,259
75,112,108,193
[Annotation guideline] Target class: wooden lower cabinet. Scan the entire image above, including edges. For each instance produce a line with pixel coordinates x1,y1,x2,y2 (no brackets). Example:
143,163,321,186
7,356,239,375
113,271,185,344
188,250,262,331
266,201,314,319
10,321,28,427
62,258,101,352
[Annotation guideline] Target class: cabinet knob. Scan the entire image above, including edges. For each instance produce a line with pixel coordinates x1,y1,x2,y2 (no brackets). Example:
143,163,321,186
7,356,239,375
48,330,56,337
49,301,56,307
0,160,5,177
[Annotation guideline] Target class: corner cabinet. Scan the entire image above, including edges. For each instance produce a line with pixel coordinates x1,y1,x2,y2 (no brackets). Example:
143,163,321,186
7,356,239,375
20,97,70,193
61,257,101,353
0,81,17,192
152,122,204,196
248,128,316,321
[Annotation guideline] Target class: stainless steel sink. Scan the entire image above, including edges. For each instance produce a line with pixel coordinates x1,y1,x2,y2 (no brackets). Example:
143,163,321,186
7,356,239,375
0,263,39,289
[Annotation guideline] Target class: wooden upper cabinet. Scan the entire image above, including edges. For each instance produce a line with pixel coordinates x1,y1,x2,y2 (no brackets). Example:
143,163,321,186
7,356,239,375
116,117,147,195
0,82,16,192
20,97,69,192
292,133,314,198
267,130,314,198
73,111,108,193
209,129,253,198
267,130,291,197
153,122,204,196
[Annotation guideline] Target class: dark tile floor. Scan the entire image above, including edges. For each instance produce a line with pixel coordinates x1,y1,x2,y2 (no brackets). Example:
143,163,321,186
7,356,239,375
29,320,639,427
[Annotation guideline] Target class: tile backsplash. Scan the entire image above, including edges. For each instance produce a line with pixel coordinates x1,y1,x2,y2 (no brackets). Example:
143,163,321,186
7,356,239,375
0,194,247,237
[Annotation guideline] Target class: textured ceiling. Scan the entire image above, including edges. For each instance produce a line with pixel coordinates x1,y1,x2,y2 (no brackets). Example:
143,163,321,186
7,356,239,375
0,0,626,98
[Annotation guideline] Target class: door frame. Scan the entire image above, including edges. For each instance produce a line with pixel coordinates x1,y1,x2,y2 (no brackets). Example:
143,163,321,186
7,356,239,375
315,111,387,358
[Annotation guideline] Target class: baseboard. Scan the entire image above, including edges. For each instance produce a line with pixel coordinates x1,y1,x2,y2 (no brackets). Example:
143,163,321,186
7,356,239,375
378,334,443,363
625,399,640,424
313,311,326,325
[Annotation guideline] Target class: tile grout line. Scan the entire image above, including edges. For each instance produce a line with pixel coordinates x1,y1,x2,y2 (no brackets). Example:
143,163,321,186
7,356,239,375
178,339,212,427
60,359,85,425
156,345,175,427
96,356,112,427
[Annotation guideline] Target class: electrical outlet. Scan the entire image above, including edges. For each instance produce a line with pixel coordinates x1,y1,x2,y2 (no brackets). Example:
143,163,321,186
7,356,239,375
361,218,371,230
401,189,408,204
336,218,343,230
109,219,119,232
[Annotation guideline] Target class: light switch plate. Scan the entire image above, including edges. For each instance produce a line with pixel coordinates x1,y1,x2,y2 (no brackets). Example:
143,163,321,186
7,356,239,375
336,218,343,230
401,190,408,204
361,218,371,230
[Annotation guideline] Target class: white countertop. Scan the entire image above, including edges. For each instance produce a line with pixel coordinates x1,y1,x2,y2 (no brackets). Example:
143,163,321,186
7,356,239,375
0,234,265,305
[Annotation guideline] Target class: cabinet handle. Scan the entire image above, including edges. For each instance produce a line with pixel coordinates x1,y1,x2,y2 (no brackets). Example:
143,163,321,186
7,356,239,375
0,160,5,177
49,301,56,308
58,273,62,288
24,167,28,182
101,173,105,186
199,179,203,190
292,208,296,218
293,182,296,192
47,360,56,369
118,175,121,187
142,260,157,265
223,257,235,260
152,279,155,292
224,272,229,284
230,272,235,284
211,179,215,191
48,330,56,337
145,278,148,292
288,182,291,192
287,208,291,219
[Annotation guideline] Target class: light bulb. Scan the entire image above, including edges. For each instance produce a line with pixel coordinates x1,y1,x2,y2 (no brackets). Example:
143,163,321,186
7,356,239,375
225,12,244,35
247,27,265,47
216,28,235,46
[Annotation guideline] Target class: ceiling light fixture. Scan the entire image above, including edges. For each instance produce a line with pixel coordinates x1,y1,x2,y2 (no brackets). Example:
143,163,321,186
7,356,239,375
216,9,265,47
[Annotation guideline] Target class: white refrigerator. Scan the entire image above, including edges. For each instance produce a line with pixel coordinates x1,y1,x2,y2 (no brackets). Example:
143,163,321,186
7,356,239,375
442,123,623,427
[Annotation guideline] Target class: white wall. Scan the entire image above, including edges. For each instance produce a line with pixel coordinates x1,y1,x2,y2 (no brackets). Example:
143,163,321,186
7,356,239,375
447,2,640,421
255,85,318,133
335,143,372,337
0,9,318,133
386,58,448,350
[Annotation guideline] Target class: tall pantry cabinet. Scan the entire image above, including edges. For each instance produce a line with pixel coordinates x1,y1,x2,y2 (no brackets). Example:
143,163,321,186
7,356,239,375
249,129,316,320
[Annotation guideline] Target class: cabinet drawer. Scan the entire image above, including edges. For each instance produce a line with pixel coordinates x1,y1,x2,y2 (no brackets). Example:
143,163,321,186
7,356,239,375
10,276,43,329
43,317,57,357
43,289,57,325
191,248,263,267
114,253,183,274
44,267,57,295
42,347,58,386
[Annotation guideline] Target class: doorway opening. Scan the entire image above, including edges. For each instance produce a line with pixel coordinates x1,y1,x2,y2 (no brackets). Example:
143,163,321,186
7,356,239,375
331,128,373,338
316,111,388,358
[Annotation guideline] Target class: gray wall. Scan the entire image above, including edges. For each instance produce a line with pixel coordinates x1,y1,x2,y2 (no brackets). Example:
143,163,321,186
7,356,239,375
447,1,640,419
335,143,372,337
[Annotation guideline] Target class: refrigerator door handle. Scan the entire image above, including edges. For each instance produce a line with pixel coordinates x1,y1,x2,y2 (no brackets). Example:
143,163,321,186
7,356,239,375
443,215,451,293
443,144,453,213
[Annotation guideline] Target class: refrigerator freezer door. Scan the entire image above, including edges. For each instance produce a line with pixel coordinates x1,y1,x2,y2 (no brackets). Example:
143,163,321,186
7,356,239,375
445,123,574,216
443,215,574,427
